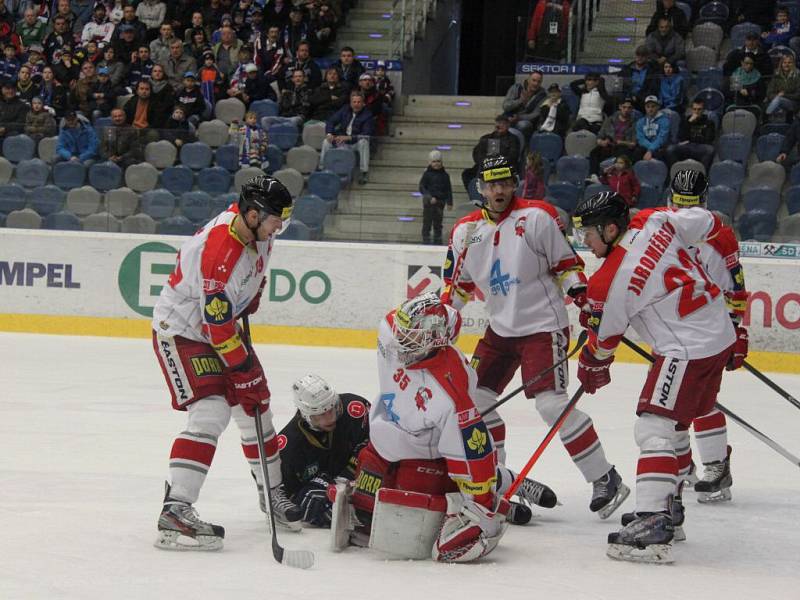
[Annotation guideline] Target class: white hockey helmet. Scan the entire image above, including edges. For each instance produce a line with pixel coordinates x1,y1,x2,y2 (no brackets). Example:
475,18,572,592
292,374,342,429
392,292,450,365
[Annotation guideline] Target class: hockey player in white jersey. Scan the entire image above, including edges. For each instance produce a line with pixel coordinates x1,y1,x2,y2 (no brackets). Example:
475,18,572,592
151,176,302,551
441,154,628,519
572,191,746,563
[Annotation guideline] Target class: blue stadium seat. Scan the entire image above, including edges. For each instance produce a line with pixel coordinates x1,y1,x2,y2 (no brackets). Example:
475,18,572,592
786,185,800,215
743,186,781,215
264,144,284,174
157,215,197,236
707,185,738,219
94,116,113,130
730,22,762,49
760,122,791,137
638,184,665,209
292,194,329,239
709,160,745,193
53,160,87,189
633,159,668,191
211,192,238,216
180,142,214,170
661,109,681,144
676,1,692,21
692,88,725,114
2,134,36,163
30,185,66,216
280,220,312,240
694,68,723,92
43,210,81,230
215,144,239,171
697,1,729,25
717,133,752,164
556,155,590,187
560,86,579,117
583,183,611,199
530,133,563,164
88,161,122,192
250,99,279,120
307,170,341,204
737,210,776,241
545,182,581,213
196,166,232,196
0,182,27,213
322,147,356,183
755,133,785,162
15,158,49,188
268,122,299,151
180,191,213,223
161,165,195,195
140,189,176,220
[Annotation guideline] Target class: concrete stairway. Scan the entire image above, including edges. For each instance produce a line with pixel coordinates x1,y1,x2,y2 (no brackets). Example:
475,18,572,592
324,95,503,244
335,0,395,58
578,0,655,64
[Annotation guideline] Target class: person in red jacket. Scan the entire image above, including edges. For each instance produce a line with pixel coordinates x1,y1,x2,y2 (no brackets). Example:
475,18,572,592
599,155,640,207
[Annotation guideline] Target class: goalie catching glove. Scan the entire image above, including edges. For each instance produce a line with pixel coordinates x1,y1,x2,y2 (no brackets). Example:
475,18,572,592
432,494,509,563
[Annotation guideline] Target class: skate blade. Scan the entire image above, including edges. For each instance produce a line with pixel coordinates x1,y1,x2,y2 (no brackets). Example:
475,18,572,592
597,483,631,520
673,525,686,542
696,488,732,504
154,530,223,551
606,542,674,564
275,518,303,533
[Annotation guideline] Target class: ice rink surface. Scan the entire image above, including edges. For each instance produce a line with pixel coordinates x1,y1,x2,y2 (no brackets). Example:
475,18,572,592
2,332,800,600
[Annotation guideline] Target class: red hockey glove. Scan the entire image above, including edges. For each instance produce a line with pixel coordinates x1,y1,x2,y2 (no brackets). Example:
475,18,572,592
242,280,266,317
226,358,270,416
577,346,614,394
568,286,591,329
726,326,748,371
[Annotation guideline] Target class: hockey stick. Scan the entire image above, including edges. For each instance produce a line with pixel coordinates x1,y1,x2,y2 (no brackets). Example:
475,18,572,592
479,329,588,418
742,361,800,411
620,337,800,469
503,385,586,501
242,316,315,569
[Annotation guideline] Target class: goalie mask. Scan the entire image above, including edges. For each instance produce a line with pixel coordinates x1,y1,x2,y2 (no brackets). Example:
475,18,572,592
392,292,450,365
292,374,342,431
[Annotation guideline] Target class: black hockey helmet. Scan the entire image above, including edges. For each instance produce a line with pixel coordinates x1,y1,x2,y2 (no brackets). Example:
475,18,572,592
572,191,630,250
238,175,293,221
669,169,708,208
478,154,518,185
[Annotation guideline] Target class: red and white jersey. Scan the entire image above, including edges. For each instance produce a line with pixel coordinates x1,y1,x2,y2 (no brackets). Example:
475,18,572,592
371,306,497,509
586,208,735,361
152,205,273,369
694,224,748,322
442,198,586,338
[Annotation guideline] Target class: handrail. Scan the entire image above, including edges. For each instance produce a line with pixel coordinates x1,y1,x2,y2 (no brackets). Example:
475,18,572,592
391,0,437,59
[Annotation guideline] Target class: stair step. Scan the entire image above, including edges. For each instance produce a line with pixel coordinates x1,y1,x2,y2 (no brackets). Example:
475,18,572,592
392,121,493,141
345,18,393,32
406,95,503,110
372,155,472,169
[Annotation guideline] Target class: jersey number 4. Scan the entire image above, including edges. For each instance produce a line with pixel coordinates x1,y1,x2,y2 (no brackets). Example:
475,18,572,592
663,248,720,318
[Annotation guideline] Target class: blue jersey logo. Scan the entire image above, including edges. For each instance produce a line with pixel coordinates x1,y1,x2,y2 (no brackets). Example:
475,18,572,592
380,393,400,423
489,259,520,296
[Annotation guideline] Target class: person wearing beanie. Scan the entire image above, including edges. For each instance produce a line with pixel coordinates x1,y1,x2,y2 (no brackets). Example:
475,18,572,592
418,150,453,245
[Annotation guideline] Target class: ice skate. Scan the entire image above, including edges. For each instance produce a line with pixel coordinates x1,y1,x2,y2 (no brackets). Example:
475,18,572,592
622,495,685,542
154,483,224,551
590,466,630,519
516,477,559,509
606,512,674,564
271,483,303,532
695,446,732,503
507,501,532,525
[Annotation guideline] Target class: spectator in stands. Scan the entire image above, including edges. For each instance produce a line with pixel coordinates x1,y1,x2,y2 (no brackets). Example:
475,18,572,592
729,55,765,109
82,40,103,66
39,65,68,117
129,45,154,88
264,0,291,29
503,70,546,140
149,64,176,121
149,23,176,65
100,107,142,169
309,66,347,121
199,50,230,105
17,7,47,51
71,60,98,117
267,68,311,128
0,81,27,139
257,25,287,82
213,26,243,79
633,95,670,162
570,72,609,133
124,79,163,133
665,98,716,171
81,4,114,48
210,14,233,45
0,43,20,84
645,17,685,66
15,65,39,103
461,114,520,191
589,96,637,175
598,155,640,207
53,46,80,87
333,46,364,91
112,5,147,47
525,0,569,61
56,109,98,163
162,38,197,91
418,149,453,245
113,24,140,66
181,11,207,44
226,44,256,92
645,0,689,37
311,1,337,55
282,5,313,57
175,71,207,125
531,82,570,138
761,7,793,49
97,45,125,87
285,41,321,90
52,0,79,37
163,105,196,148
723,32,773,78
137,0,167,42
321,90,375,185
520,151,546,199
732,0,777,30
109,0,125,24
777,114,800,163
186,27,212,64
358,72,389,134
71,0,95,33
623,47,658,111
766,54,800,121
43,16,72,63
27,45,46,82
230,109,268,168
658,61,686,113
374,60,395,107
24,96,57,141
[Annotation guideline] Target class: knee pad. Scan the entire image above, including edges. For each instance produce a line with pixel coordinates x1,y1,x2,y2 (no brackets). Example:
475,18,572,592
634,413,677,452
186,395,231,439
534,390,569,427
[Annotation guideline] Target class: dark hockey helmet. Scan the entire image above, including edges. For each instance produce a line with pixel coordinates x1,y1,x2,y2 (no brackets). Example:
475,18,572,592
238,175,293,220
572,191,630,247
669,169,708,208
477,154,518,185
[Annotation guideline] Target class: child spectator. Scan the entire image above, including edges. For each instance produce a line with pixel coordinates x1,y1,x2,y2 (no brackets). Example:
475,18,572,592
24,96,57,141
658,60,686,113
520,151,546,199
599,155,639,207
175,71,207,125
230,110,269,168
163,105,196,148
90,66,122,120
762,7,794,49
418,149,453,245
0,43,20,84
199,50,228,106
374,60,395,106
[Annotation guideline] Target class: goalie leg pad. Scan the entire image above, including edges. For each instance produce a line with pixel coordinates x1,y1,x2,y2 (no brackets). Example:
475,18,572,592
330,480,359,552
432,493,507,563
369,488,447,559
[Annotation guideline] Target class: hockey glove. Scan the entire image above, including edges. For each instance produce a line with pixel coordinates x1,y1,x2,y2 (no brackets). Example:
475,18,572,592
242,280,266,317
432,494,507,563
577,346,613,394
298,476,333,527
567,286,591,329
726,326,748,371
226,357,270,416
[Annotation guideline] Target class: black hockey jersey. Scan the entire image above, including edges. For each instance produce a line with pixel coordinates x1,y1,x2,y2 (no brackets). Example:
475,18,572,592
278,393,370,495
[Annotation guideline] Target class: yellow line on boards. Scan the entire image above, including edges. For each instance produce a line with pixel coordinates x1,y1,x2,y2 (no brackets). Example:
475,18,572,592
1,313,798,374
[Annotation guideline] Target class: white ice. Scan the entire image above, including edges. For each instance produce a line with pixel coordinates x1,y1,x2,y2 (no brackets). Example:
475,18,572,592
2,332,800,600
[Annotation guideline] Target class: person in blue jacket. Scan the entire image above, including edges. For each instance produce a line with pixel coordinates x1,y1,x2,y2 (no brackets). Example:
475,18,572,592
56,110,99,164
633,95,671,162
761,7,794,49
658,60,686,113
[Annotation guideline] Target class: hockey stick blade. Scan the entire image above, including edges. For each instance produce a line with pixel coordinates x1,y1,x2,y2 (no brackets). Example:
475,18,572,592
480,329,587,418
